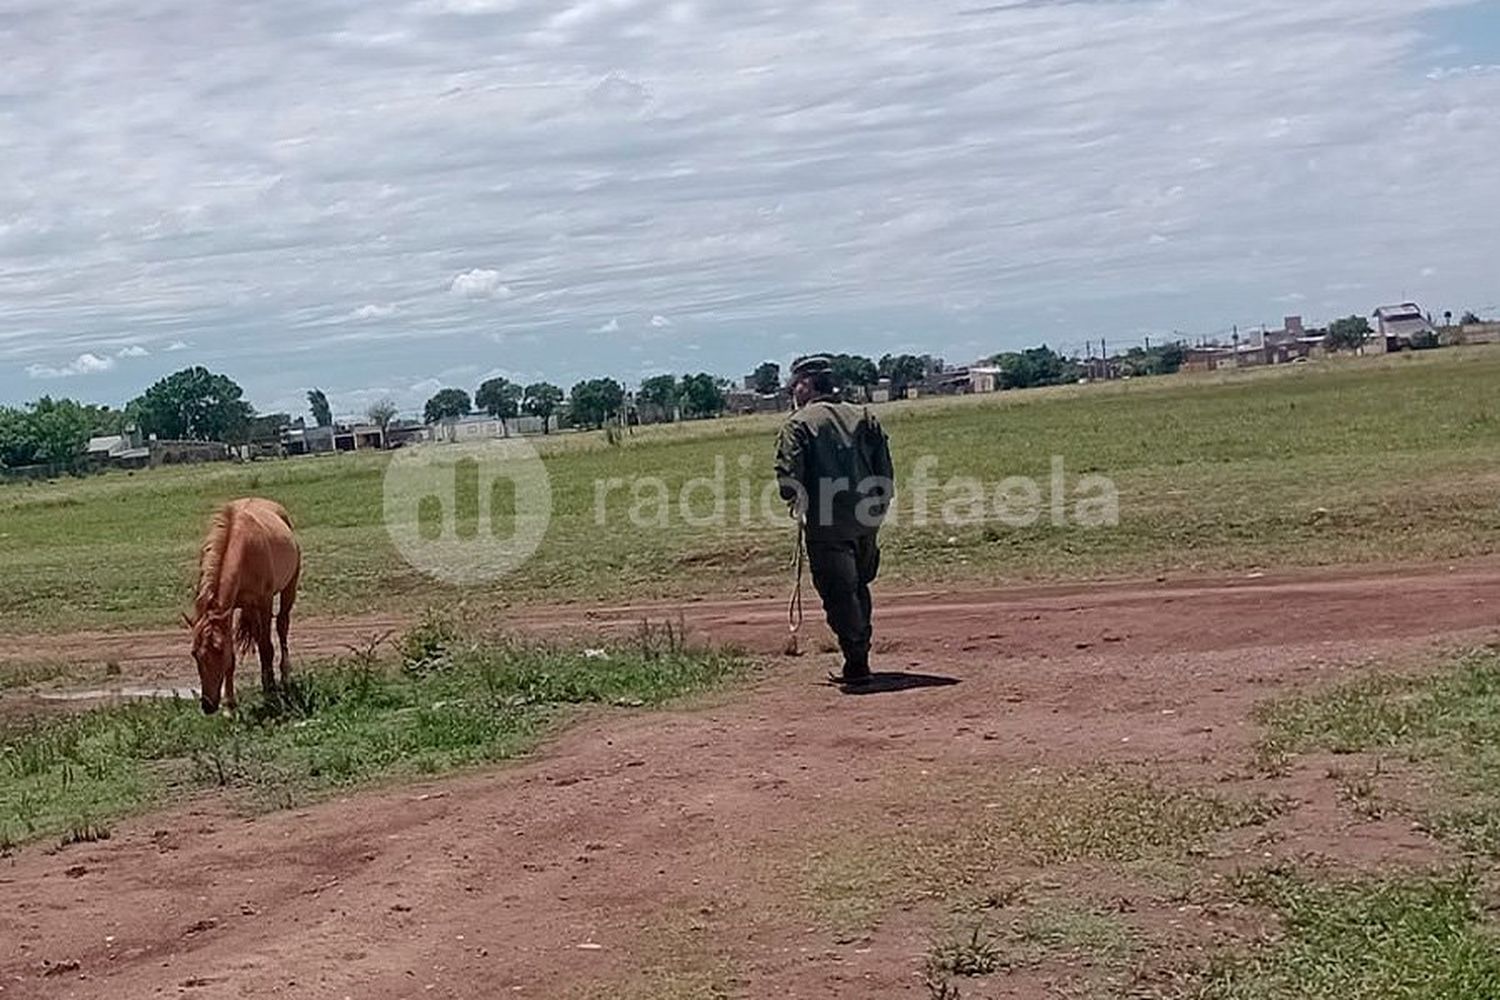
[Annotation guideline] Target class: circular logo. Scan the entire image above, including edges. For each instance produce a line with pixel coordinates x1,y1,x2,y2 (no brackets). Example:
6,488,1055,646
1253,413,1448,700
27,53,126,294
382,436,552,585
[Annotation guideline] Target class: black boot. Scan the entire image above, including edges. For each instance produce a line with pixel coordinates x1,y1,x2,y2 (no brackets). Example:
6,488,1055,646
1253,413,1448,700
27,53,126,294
841,646,872,685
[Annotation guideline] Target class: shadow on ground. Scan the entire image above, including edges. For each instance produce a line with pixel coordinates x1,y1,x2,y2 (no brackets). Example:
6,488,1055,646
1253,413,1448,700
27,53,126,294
827,672,961,695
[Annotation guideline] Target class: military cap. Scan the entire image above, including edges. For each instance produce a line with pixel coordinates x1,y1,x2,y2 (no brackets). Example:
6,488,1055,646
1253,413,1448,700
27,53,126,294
790,355,834,378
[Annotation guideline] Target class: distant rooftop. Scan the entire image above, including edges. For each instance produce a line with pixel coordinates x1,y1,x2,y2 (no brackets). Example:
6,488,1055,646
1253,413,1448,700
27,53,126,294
1374,302,1423,319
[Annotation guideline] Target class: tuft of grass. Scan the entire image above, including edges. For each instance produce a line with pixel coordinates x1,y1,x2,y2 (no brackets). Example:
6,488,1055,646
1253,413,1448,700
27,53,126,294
577,970,733,1000
0,633,746,848
397,608,459,676
1328,763,1386,821
1015,904,1134,966
1199,869,1500,999
571,904,739,1000
0,662,77,692
923,973,963,1000
60,817,111,846
1260,649,1500,853
927,923,1003,978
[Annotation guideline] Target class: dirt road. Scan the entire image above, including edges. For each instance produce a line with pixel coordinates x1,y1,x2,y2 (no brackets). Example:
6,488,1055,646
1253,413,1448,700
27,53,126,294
2,563,1498,999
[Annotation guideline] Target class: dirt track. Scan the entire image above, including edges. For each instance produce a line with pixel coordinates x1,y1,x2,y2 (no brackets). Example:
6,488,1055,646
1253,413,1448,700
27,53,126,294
3,563,1499,999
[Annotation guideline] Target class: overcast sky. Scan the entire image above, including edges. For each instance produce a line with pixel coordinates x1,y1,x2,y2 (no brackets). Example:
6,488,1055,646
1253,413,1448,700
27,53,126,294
3,0,1498,418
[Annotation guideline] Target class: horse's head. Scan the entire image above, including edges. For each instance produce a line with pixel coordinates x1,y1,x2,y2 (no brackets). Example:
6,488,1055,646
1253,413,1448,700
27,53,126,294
189,610,233,714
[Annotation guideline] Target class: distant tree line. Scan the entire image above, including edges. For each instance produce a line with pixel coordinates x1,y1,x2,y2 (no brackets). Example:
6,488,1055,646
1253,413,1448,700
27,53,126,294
418,377,568,432
19,303,1490,473
1,366,255,471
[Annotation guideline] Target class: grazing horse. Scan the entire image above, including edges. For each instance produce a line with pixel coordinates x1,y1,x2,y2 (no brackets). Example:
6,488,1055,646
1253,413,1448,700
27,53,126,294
187,498,302,714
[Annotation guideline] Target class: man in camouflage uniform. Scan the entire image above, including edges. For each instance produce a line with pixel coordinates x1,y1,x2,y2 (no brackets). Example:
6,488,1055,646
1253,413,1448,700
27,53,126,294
775,356,895,686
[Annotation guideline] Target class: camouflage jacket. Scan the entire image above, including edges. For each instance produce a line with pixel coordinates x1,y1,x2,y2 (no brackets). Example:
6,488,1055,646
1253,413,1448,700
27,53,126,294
775,396,894,540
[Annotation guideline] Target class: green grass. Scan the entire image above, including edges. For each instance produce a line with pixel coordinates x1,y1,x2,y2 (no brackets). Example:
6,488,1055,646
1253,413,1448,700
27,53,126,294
0,661,76,691
1015,904,1134,965
800,768,1276,932
927,923,1004,978
4,348,1500,633
0,630,745,850
1197,869,1500,1000
1260,648,1500,854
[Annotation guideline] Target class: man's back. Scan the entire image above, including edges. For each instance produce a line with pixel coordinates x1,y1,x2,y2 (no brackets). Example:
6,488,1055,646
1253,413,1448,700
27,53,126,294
776,397,893,540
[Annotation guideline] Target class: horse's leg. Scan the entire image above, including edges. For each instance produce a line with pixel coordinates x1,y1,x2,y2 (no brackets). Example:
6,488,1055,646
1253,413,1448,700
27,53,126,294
224,646,238,714
253,607,276,697
276,572,299,687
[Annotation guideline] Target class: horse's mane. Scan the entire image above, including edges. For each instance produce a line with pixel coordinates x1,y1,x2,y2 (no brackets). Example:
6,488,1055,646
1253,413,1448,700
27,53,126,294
194,504,235,620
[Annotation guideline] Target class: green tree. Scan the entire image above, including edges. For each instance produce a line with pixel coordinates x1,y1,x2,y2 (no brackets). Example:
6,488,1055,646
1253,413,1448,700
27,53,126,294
422,388,472,424
878,354,929,394
1326,315,1373,352
82,404,128,436
129,367,255,442
679,373,726,419
474,377,522,436
1156,342,1186,374
307,389,333,428
637,374,679,420
0,397,94,468
522,382,564,433
990,345,1080,390
366,399,398,444
0,406,33,468
827,354,879,392
569,378,626,429
751,362,781,395
1462,310,1482,326
1119,343,1186,377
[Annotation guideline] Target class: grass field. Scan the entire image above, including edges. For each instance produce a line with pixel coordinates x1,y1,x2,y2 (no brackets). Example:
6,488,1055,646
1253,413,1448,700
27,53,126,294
0,618,745,850
3,347,1500,633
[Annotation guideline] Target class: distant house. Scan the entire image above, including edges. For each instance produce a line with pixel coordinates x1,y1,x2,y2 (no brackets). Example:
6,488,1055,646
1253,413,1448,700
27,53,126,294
428,413,553,442
1260,316,1324,364
1077,357,1122,381
283,419,399,454
86,431,150,469
1373,303,1438,351
917,365,1003,395
283,421,335,455
386,420,428,447
724,389,789,415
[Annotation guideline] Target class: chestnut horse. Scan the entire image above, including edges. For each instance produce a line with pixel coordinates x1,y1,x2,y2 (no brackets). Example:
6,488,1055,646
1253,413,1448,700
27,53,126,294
187,498,302,714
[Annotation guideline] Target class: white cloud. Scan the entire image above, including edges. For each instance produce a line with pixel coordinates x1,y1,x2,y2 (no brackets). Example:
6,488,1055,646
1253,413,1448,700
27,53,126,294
164,341,191,352
27,352,116,378
595,317,620,333
350,303,398,319
449,269,512,300
587,72,651,113
649,314,672,328
117,344,150,358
